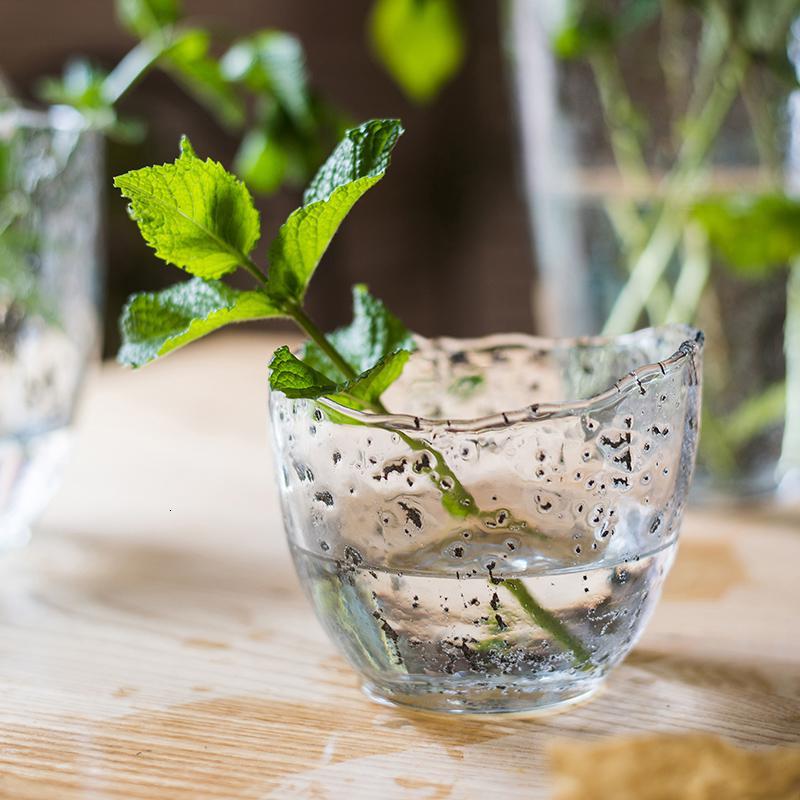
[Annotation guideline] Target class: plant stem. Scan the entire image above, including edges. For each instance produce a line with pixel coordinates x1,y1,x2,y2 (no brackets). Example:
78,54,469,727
101,35,169,105
603,208,685,334
586,52,672,324
240,256,271,290
698,407,737,477
666,222,710,324
588,51,648,180
502,578,593,669
699,381,788,476
683,0,730,125
603,46,749,335
394,430,480,517
316,337,589,667
741,76,781,180
659,0,692,122
580,6,732,333
779,262,800,479
391,428,586,667
286,301,359,382
240,255,386,410
727,381,787,450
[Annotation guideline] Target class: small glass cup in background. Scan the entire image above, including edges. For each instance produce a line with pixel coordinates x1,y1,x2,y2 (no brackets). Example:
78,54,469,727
270,325,703,714
0,107,102,548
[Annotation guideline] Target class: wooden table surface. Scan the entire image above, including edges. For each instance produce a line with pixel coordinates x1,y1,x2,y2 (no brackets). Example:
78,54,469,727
1,333,798,800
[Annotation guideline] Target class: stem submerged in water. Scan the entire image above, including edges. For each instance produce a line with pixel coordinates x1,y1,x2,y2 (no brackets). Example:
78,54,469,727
502,578,593,669
392,429,589,669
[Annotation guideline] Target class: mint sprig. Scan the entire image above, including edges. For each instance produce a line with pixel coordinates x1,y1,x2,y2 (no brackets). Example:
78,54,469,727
115,118,408,402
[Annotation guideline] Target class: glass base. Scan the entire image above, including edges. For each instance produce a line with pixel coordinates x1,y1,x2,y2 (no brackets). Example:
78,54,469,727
361,675,603,715
0,427,71,551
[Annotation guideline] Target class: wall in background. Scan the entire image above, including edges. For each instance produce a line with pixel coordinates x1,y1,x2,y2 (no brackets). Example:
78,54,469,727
1,0,535,353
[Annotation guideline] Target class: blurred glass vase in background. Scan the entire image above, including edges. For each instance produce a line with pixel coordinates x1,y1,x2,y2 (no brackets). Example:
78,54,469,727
510,0,800,500
0,107,101,547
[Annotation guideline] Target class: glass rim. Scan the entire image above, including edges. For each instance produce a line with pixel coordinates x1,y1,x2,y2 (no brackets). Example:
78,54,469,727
0,104,94,137
309,323,704,433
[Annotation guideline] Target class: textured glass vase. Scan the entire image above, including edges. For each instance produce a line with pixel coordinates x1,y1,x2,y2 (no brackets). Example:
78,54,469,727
0,108,102,548
509,0,797,500
270,325,703,714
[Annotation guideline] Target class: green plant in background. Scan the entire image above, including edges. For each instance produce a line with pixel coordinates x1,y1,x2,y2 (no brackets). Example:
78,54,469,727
548,0,800,487
0,124,86,341
114,117,591,669
7,0,472,186
35,0,346,195
1,0,351,340
0,115,44,339
1,0,471,342
368,0,466,103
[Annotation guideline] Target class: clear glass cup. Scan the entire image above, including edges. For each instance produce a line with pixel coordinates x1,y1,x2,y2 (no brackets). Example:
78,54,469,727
0,107,102,548
269,324,703,714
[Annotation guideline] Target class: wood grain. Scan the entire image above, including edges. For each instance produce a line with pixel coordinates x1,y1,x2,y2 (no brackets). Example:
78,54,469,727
0,333,797,800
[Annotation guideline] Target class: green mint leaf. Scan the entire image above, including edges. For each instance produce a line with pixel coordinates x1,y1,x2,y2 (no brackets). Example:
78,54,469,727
266,119,403,305
116,0,180,38
266,181,379,304
337,349,410,405
221,31,313,132
269,345,410,409
119,277,284,367
163,29,245,130
268,345,338,398
369,0,465,104
302,118,403,205
692,193,800,277
113,136,260,279
303,284,415,381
